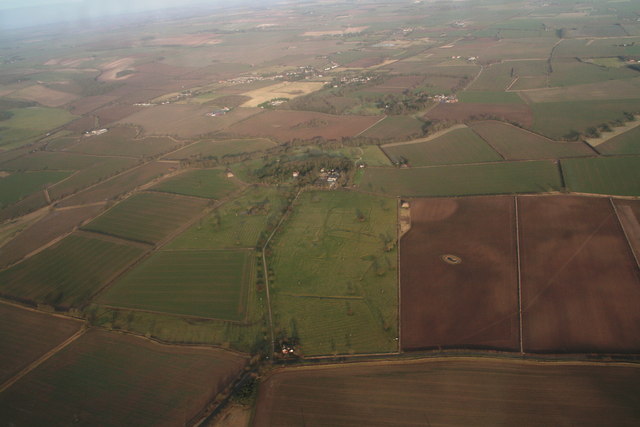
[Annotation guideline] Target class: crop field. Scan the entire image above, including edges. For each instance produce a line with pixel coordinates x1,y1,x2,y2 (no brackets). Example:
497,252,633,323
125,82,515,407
531,99,640,140
0,302,82,384
0,107,77,150
519,78,640,104
458,91,523,104
0,151,100,171
519,196,640,353
332,145,392,167
548,58,639,87
0,233,144,309
57,161,176,207
597,126,640,155
254,358,640,427
167,186,291,250
426,101,534,128
83,192,208,244
359,160,562,197
561,156,640,196
470,120,594,160
8,84,78,107
100,249,252,320
151,168,241,199
163,138,276,160
68,127,180,158
401,197,519,351
359,115,425,141
382,127,502,166
613,199,640,263
240,81,326,107
0,204,104,267
0,171,71,207
269,191,398,355
0,330,247,426
228,110,384,142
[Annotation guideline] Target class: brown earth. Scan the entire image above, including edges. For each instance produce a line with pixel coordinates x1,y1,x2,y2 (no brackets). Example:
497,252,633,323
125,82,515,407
67,95,118,115
613,199,640,266
227,110,383,142
519,195,640,353
426,102,534,128
94,104,144,126
254,358,640,427
400,196,519,351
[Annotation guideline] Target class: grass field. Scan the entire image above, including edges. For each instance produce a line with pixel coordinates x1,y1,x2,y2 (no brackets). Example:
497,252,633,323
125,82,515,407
0,233,144,309
0,151,100,171
458,91,524,104
167,186,291,250
269,191,398,355
360,160,562,196
83,192,208,244
382,127,502,166
100,250,252,320
0,107,76,150
0,171,71,207
359,115,425,141
151,168,241,199
597,125,640,155
470,120,594,160
254,358,640,426
240,81,325,107
561,156,640,196
69,127,180,158
163,138,276,160
0,329,247,426
0,302,82,384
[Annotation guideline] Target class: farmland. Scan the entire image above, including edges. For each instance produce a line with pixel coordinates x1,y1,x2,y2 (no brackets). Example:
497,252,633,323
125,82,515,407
151,168,241,199
0,171,71,207
163,138,276,160
269,191,398,355
67,127,180,158
0,107,77,150
359,115,425,141
254,358,640,427
83,192,208,244
0,233,144,309
401,197,519,351
597,125,640,155
359,160,562,197
0,302,82,384
561,156,640,196
100,250,252,320
0,329,247,426
382,126,502,166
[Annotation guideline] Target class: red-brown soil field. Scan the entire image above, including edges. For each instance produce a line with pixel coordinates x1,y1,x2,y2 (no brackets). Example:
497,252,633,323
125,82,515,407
426,102,534,128
254,358,640,427
400,196,520,351
228,110,383,142
519,195,640,353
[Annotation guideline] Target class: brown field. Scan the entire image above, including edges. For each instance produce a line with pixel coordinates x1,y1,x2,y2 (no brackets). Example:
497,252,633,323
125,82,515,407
0,204,105,267
64,115,96,133
0,302,82,384
401,196,519,351
94,104,144,126
254,358,640,427
67,95,118,115
613,199,640,264
9,84,78,107
346,56,388,68
371,75,425,93
426,102,534,128
519,196,640,353
120,104,262,138
228,110,383,142
146,34,221,46
0,329,247,426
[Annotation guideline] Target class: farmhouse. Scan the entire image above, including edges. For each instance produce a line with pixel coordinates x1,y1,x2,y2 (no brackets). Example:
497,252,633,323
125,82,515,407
84,128,108,136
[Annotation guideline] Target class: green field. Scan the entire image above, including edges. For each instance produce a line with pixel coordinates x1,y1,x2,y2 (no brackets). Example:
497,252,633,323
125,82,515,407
597,126,640,155
83,192,208,244
548,58,639,87
359,115,426,141
470,121,594,160
70,127,180,158
151,168,241,199
561,156,640,196
100,250,252,320
0,107,77,150
0,170,71,207
382,127,503,166
359,160,562,196
333,145,392,166
0,330,246,426
0,151,99,171
163,138,276,160
0,233,144,309
458,91,524,104
167,186,291,250
269,191,398,355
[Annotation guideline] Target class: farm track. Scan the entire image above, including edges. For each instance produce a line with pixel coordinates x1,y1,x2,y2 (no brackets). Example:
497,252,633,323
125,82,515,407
514,196,524,354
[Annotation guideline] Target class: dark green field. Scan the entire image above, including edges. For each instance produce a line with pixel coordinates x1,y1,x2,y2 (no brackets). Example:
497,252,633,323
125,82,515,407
151,168,241,199
597,126,640,155
83,192,208,244
0,233,144,308
0,171,71,207
561,156,640,196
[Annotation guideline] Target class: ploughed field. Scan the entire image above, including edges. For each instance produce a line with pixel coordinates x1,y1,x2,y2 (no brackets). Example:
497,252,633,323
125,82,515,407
254,358,640,427
401,195,640,353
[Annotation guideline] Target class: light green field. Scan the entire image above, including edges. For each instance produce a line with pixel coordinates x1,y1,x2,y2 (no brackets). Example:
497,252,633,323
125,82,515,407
163,138,275,160
0,107,76,150
597,126,640,155
382,127,502,166
0,151,99,171
151,168,241,199
83,192,208,244
0,170,71,207
269,191,398,355
548,59,638,87
360,115,426,141
561,156,640,196
0,233,144,309
331,145,392,166
359,160,562,196
167,186,291,250
100,250,252,320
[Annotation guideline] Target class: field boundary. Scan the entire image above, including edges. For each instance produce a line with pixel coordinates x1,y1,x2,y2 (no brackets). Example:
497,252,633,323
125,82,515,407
514,196,524,354
609,198,640,271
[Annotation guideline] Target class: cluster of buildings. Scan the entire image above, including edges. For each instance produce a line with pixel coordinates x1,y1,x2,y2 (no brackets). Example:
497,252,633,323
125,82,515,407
83,128,108,137
206,107,230,117
430,94,458,103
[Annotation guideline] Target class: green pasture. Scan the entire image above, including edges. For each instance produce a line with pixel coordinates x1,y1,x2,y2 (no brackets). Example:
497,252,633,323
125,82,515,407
163,138,275,160
561,156,640,196
360,115,425,141
71,128,179,158
458,92,523,104
151,169,241,199
0,151,99,171
0,233,144,308
0,107,76,150
0,170,70,207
